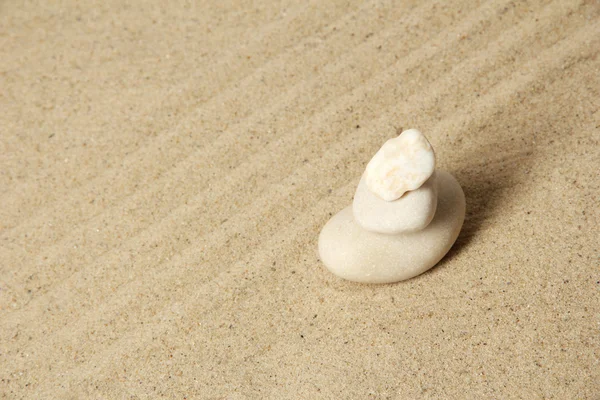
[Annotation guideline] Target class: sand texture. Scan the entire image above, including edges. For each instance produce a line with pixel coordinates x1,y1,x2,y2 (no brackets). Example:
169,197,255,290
1,0,599,398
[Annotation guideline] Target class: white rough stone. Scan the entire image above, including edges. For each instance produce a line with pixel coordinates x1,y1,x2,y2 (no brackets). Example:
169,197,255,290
319,171,465,284
364,129,435,201
353,172,438,234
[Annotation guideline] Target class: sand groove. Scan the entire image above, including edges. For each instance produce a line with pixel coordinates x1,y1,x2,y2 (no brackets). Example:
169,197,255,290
2,0,558,309
0,0,493,303
2,0,564,334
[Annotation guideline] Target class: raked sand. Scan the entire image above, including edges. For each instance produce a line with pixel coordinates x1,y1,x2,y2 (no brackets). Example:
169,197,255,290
1,0,599,398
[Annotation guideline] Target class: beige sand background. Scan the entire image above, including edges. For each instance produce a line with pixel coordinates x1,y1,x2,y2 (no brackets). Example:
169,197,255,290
1,0,599,398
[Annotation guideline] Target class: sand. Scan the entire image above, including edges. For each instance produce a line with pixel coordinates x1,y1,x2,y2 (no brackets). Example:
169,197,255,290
1,0,599,398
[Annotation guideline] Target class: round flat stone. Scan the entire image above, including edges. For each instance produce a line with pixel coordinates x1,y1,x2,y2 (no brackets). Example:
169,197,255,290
318,171,465,284
353,172,438,234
